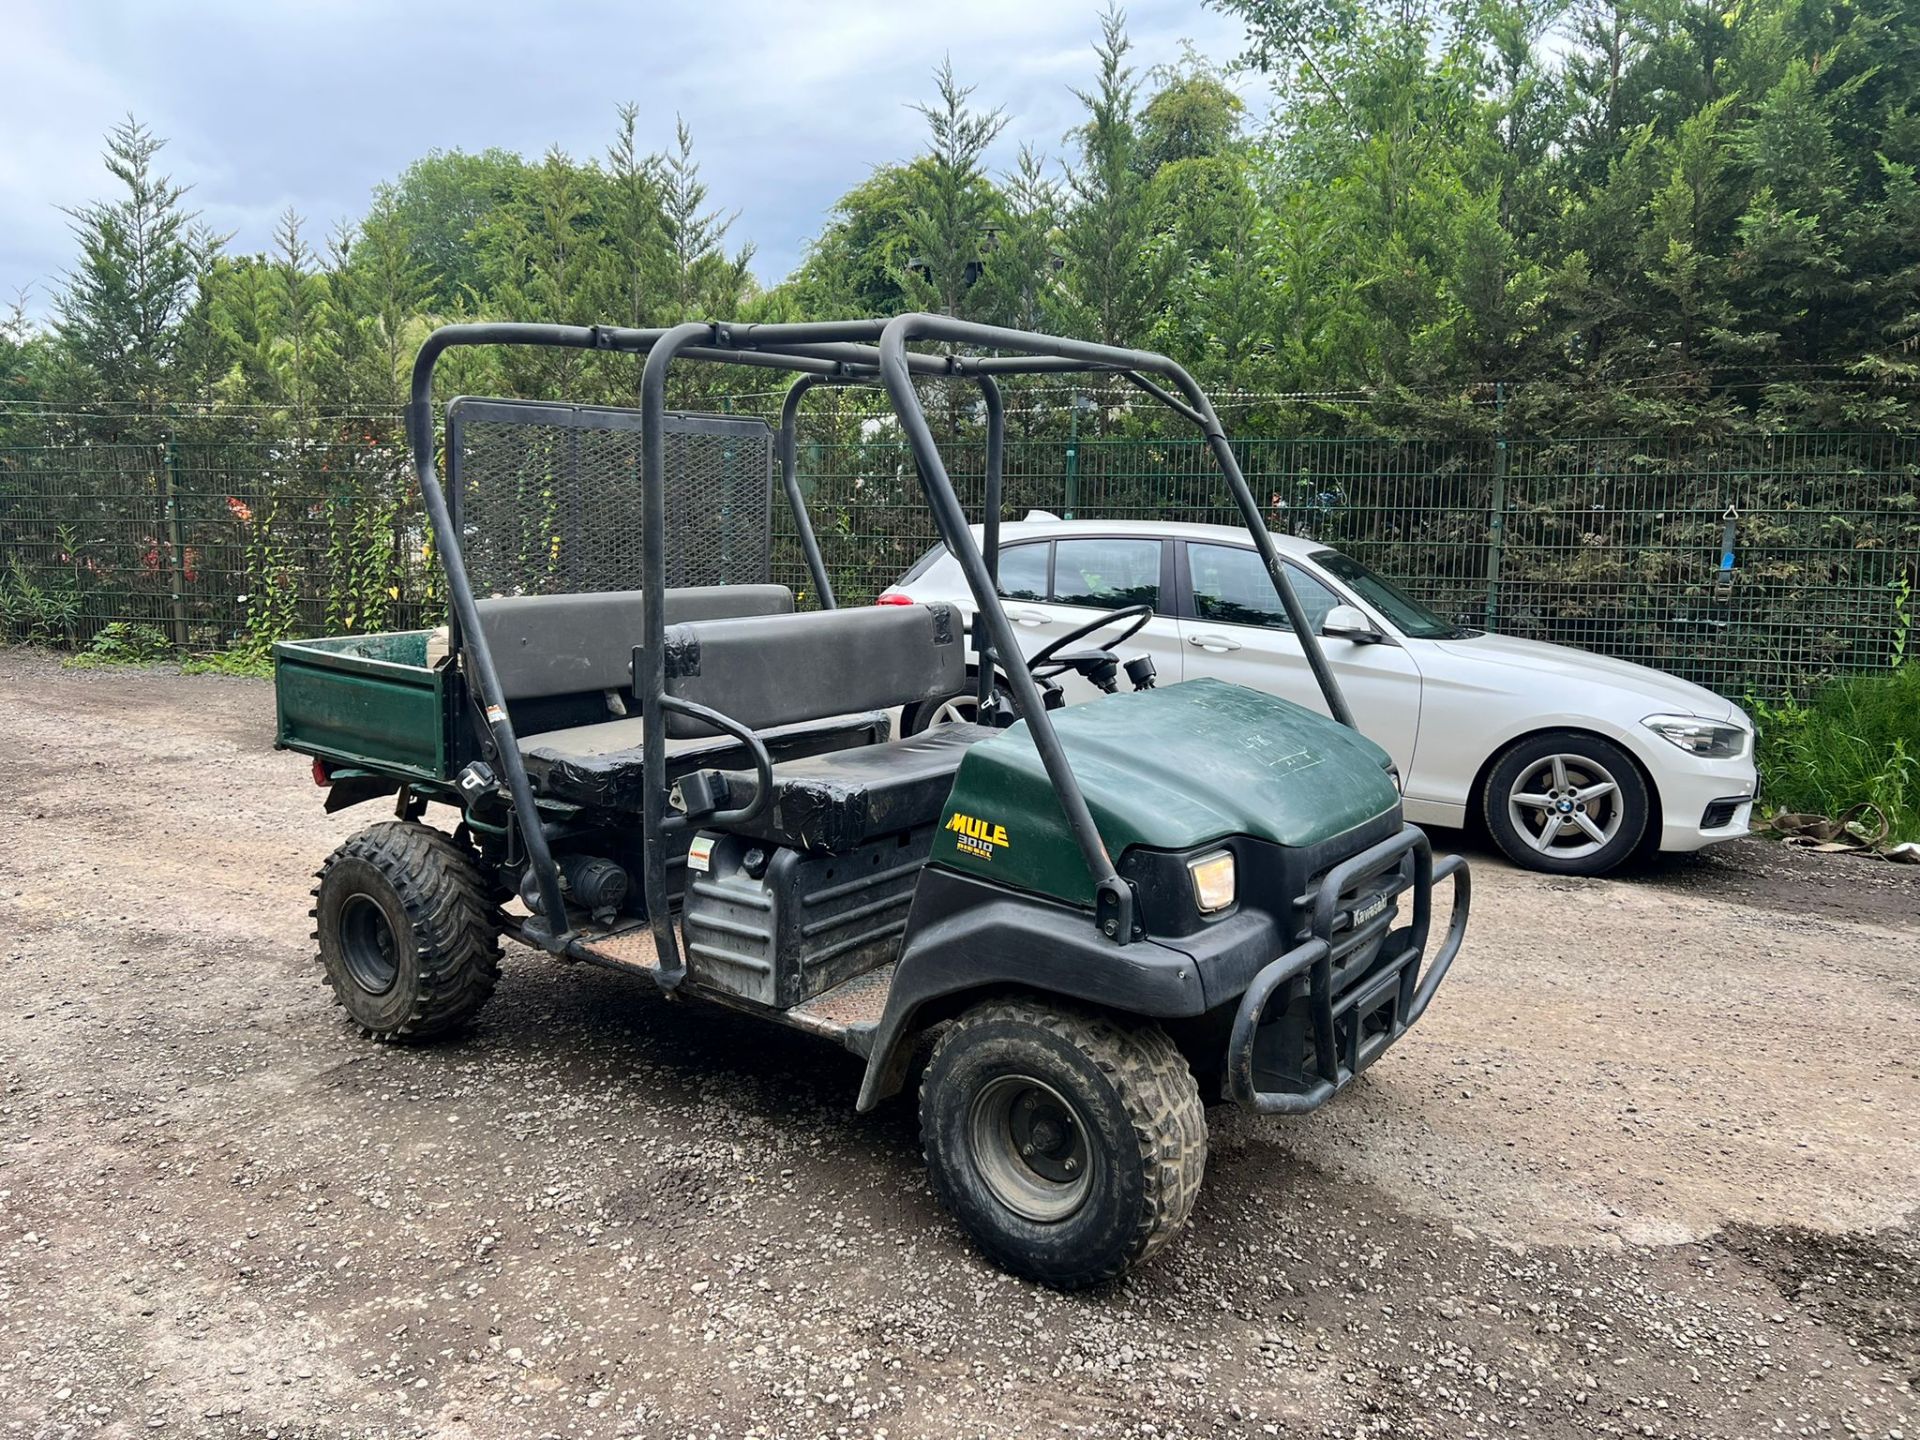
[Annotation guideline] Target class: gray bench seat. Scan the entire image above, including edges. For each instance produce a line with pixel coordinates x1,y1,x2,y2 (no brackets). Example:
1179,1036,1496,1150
480,584,794,702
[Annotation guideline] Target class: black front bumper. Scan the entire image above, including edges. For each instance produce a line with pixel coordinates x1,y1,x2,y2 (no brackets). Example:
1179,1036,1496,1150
1225,824,1469,1114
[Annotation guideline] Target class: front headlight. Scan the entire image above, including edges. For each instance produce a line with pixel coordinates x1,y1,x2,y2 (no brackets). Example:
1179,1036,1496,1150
1188,850,1236,915
1641,714,1751,759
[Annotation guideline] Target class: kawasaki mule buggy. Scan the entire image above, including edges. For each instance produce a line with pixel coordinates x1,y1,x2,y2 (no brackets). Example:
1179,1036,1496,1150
274,317,1469,1287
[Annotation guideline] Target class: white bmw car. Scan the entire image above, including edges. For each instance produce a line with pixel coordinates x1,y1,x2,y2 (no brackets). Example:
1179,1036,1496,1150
882,514,1757,876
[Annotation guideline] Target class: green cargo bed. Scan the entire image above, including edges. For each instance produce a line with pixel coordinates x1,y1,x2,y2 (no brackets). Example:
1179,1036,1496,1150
274,631,451,781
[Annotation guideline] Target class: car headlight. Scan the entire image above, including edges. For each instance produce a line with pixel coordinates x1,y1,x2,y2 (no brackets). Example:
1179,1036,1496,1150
1188,851,1236,914
1641,714,1750,759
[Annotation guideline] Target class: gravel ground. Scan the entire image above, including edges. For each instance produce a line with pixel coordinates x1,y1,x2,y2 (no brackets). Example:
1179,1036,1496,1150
0,648,1915,1440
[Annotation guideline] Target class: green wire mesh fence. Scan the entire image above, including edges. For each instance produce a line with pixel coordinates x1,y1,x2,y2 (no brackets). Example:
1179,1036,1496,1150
2,403,1914,702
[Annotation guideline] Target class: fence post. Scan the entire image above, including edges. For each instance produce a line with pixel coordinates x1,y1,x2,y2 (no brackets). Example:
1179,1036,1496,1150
1063,400,1080,519
1484,385,1508,628
162,434,191,656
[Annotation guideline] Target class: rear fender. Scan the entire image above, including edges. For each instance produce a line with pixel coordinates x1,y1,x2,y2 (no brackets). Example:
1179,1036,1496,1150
855,867,1205,1110
322,773,402,814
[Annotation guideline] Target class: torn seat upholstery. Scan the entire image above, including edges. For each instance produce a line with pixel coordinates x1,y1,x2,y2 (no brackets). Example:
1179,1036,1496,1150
521,712,891,812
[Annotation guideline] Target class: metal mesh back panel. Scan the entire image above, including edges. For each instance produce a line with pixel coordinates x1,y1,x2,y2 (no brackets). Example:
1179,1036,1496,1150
447,399,773,598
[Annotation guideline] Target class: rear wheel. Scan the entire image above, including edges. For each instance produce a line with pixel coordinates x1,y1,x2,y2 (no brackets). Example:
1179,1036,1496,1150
313,821,501,1041
919,998,1206,1287
901,676,1010,735
1483,731,1650,876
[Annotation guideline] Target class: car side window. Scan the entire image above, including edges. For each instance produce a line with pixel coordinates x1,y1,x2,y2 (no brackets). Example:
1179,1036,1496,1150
1188,544,1342,633
1052,537,1161,610
994,541,1049,602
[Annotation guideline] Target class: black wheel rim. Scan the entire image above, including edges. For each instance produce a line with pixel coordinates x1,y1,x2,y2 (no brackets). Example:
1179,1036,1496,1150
338,893,400,995
967,1074,1095,1223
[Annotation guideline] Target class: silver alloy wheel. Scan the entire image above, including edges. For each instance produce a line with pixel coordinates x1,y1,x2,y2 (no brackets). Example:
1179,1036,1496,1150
966,1074,1096,1223
1506,752,1625,859
928,694,981,726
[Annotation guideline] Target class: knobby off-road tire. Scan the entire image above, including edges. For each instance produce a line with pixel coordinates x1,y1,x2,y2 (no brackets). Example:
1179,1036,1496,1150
919,998,1207,1288
312,821,501,1042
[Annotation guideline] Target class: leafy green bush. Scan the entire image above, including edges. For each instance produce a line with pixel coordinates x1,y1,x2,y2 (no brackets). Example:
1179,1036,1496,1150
1753,664,1920,844
65,621,176,668
0,561,82,646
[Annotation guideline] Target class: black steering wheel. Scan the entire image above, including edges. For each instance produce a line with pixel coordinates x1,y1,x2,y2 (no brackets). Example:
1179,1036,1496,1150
1023,603,1153,679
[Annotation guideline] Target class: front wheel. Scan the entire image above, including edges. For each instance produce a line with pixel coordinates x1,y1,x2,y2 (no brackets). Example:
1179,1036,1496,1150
1482,731,1651,876
312,821,502,1041
919,999,1207,1287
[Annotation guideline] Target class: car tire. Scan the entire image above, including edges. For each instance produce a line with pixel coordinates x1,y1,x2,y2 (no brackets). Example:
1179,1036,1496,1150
312,821,502,1041
919,999,1206,1288
1482,731,1651,876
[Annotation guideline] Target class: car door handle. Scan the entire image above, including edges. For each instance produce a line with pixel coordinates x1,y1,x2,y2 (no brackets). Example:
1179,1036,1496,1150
1010,608,1052,627
1187,633,1243,653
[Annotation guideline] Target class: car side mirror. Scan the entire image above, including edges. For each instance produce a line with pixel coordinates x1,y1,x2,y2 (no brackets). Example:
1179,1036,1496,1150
1321,604,1383,644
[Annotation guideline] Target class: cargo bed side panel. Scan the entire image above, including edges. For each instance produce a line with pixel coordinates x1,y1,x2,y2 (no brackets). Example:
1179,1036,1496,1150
273,632,448,781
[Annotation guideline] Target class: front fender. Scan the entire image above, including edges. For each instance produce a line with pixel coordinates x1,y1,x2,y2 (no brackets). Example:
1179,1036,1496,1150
855,867,1206,1110
1408,701,1666,812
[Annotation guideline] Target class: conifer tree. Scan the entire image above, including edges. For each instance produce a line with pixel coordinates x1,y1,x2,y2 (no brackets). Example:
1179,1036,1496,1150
659,118,754,322
1056,7,1173,347
55,116,220,411
898,59,1008,320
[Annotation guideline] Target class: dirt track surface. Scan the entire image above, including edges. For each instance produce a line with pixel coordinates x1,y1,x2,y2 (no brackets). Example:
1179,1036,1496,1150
0,648,1915,1439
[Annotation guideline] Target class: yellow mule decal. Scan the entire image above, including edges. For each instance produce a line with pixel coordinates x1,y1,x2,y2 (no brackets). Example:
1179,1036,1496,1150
946,811,1011,859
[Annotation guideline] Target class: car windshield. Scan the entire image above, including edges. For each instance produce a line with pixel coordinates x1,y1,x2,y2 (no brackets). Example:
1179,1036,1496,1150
1309,549,1471,639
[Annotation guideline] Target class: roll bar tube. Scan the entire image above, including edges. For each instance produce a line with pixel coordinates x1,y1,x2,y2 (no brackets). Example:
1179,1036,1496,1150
638,323,718,987
408,328,577,947
776,376,841,609
977,374,1005,712
877,319,1139,939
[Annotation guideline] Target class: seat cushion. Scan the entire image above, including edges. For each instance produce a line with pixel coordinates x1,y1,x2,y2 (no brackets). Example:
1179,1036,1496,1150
662,602,963,738
521,715,647,758
711,723,996,852
520,712,891,811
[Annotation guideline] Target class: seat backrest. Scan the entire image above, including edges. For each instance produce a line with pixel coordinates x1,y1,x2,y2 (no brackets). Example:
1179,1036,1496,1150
661,602,964,737
476,585,793,700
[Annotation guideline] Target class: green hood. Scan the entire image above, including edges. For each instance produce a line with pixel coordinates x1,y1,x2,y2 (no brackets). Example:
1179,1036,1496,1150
934,678,1400,906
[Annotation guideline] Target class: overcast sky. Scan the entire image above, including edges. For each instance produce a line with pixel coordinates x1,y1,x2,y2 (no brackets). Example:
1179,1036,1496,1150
1,1,1263,321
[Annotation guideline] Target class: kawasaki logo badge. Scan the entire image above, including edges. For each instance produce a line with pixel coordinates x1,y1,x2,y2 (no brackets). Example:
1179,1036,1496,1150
1352,894,1388,927
947,811,1011,861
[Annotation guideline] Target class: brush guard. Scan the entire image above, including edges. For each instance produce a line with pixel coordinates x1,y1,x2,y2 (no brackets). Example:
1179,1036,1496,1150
1226,826,1469,1114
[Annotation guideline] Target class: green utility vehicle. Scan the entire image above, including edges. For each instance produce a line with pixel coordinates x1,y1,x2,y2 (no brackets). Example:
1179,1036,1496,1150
275,318,1469,1287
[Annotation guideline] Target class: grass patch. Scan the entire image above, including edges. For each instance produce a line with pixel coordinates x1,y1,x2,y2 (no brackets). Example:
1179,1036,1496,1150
180,645,274,678
1752,663,1920,844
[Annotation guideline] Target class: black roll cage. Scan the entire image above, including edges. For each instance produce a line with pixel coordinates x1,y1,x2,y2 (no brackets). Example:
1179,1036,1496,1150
406,317,1358,962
